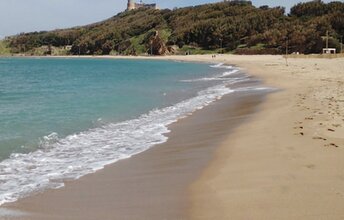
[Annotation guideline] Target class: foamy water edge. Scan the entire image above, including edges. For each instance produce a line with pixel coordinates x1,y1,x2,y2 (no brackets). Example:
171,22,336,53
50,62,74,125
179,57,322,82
0,63,270,206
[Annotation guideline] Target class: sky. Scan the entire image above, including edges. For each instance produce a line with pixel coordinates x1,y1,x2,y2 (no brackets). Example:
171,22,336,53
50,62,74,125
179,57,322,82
0,0,335,39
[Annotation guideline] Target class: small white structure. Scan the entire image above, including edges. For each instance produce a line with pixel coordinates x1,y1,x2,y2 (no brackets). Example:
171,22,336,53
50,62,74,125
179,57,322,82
323,48,336,54
127,0,158,10
64,45,73,50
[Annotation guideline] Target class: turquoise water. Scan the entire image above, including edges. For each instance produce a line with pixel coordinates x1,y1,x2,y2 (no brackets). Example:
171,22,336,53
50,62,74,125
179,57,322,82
0,57,263,206
0,58,218,160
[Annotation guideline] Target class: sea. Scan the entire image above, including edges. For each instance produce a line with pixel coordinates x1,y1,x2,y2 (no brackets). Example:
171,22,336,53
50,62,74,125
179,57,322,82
0,57,267,206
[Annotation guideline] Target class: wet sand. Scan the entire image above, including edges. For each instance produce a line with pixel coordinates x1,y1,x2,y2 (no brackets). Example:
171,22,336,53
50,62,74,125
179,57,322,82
4,77,267,219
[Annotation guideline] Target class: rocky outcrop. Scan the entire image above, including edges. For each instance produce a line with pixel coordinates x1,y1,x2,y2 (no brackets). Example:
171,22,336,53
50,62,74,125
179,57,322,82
148,31,168,55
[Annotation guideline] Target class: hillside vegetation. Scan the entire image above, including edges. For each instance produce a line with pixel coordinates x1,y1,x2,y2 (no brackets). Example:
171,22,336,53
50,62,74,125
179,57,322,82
0,40,11,55
4,0,344,55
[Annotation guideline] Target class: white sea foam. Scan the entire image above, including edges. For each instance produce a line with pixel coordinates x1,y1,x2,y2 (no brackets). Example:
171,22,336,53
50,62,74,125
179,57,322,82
220,69,239,77
0,62,272,206
234,86,275,93
0,84,235,206
210,63,224,68
181,65,241,82
210,63,233,69
181,77,224,82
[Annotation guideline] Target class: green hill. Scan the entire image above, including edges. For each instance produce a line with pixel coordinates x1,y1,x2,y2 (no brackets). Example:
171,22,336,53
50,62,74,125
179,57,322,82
4,1,344,55
0,40,11,55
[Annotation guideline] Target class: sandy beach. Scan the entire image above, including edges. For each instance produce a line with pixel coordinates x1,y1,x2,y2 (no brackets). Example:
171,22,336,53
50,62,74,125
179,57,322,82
3,55,344,219
187,55,344,219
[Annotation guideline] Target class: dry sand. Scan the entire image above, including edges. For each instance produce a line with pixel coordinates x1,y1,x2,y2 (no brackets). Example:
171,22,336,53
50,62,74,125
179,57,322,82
3,54,344,219
181,55,344,219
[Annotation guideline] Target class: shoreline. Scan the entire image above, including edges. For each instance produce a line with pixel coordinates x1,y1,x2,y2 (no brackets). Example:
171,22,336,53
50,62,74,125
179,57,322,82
3,54,344,219
4,72,268,219
1,53,344,59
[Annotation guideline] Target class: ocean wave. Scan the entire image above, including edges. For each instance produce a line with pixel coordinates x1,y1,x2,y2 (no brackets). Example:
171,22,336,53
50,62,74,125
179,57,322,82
180,77,225,82
181,68,242,83
234,86,275,92
180,75,249,83
210,63,224,68
210,63,233,69
38,133,59,150
220,69,239,77
0,84,234,206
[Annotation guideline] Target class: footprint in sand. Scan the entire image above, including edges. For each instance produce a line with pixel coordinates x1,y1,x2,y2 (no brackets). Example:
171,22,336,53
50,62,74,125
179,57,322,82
293,125,305,136
313,136,327,141
293,131,304,136
325,143,339,148
305,164,316,169
293,126,304,129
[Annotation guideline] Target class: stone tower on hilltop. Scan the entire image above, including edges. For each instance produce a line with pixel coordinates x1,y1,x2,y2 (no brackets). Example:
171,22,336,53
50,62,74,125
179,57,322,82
127,0,158,11
127,0,136,10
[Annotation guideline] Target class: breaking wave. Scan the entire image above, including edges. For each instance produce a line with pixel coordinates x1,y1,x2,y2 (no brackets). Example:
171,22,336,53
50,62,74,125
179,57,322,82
0,84,234,206
0,62,272,206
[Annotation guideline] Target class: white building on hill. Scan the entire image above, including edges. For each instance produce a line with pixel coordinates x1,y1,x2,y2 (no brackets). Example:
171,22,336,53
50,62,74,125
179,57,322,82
127,0,158,11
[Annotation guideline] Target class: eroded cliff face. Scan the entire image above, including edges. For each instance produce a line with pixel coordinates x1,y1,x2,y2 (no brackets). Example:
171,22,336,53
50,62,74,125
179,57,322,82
148,31,168,55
